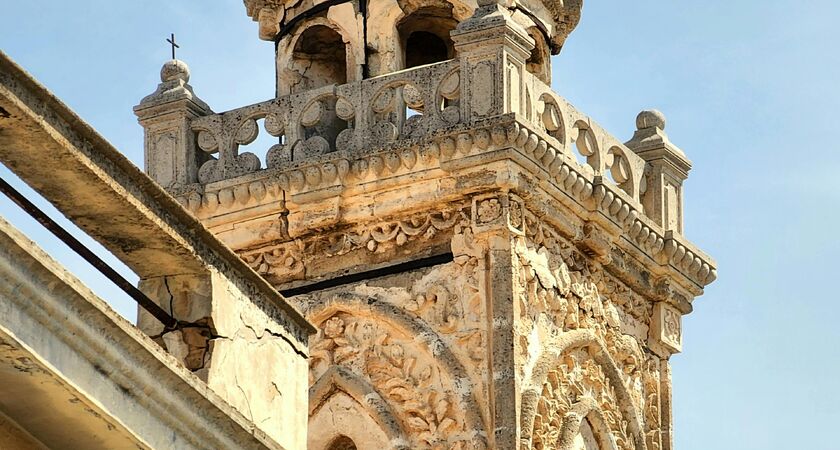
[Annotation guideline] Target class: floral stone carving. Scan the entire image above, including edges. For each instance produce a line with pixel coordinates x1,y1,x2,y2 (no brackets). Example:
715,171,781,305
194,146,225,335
532,349,636,450
310,312,484,450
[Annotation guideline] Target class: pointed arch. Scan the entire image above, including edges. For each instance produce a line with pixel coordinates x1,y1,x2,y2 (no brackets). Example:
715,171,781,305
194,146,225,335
310,366,410,448
553,397,620,450
520,329,647,450
305,292,488,449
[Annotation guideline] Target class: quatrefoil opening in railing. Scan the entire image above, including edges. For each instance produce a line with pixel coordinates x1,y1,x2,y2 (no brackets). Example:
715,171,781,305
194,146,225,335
366,66,462,148
194,111,290,184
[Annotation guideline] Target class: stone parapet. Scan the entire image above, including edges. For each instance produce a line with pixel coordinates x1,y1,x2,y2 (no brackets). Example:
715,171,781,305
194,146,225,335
142,55,715,297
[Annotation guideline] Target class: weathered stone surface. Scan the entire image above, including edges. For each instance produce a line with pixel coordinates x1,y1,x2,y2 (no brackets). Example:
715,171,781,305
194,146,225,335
0,410,46,450
0,0,715,448
0,50,314,450
138,2,715,446
0,217,282,450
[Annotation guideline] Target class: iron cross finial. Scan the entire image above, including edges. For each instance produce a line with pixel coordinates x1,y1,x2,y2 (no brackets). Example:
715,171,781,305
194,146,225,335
166,33,179,60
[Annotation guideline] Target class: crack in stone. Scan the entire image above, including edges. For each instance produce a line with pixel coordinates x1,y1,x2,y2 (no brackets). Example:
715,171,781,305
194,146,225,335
241,314,308,359
163,276,176,318
235,367,254,421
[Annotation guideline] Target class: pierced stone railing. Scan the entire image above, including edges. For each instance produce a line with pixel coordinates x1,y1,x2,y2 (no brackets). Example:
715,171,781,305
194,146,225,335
186,58,652,208
186,57,653,209
521,70,648,205
190,59,462,184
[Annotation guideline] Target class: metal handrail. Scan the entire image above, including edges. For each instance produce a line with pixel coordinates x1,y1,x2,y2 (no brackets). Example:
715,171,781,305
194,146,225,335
0,175,179,330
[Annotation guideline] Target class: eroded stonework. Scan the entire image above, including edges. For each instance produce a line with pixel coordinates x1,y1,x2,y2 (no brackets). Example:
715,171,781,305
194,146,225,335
135,1,716,448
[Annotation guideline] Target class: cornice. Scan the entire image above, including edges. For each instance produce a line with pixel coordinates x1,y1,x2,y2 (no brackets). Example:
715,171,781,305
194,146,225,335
173,114,716,292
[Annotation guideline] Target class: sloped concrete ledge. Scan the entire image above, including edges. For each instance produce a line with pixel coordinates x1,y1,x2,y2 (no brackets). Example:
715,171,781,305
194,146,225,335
0,216,283,450
0,50,314,349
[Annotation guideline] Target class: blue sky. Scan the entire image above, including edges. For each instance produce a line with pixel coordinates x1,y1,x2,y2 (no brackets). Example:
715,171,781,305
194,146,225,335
1,1,838,448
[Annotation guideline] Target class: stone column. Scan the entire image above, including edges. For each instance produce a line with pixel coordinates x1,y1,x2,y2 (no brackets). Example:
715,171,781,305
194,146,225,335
451,3,534,122
469,192,526,449
625,110,692,234
134,60,213,190
647,285,687,450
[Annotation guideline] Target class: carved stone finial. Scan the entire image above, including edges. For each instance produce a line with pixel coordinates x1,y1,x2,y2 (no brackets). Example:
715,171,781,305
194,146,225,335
160,59,190,83
636,109,666,131
626,108,691,234
135,59,212,189
137,59,208,110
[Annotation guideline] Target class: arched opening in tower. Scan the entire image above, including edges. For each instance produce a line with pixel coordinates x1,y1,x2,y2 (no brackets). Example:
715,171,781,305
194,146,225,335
526,27,551,85
398,8,457,69
326,435,358,450
290,24,347,93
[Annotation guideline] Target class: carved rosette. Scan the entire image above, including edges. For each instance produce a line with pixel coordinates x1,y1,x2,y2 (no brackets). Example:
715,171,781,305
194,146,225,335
649,302,682,354
471,193,525,235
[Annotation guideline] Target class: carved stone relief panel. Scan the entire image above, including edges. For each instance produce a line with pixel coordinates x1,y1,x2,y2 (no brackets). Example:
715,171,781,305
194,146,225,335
471,192,525,235
470,60,495,118
649,302,682,354
238,205,471,286
281,217,491,449
148,129,177,188
307,308,487,450
513,207,665,450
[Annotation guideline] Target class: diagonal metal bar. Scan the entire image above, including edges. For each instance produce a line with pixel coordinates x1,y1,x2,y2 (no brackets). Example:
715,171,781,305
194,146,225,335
0,175,179,330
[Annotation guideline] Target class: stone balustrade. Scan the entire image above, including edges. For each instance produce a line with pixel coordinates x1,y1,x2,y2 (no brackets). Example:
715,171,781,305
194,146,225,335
189,59,462,184
136,44,715,289
179,58,650,204
172,58,650,218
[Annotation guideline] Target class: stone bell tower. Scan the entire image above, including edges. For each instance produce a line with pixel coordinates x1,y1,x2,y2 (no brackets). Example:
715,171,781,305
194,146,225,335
136,0,716,448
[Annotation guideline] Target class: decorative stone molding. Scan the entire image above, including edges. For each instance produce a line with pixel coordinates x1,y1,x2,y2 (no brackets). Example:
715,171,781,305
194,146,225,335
471,192,525,235
649,302,682,355
237,205,469,285
173,115,713,290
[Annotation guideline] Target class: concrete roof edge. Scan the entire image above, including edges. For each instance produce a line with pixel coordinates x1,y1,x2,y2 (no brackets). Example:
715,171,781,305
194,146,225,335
0,50,315,336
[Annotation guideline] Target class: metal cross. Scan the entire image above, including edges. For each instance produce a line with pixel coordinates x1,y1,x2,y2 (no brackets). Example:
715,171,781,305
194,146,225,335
166,33,179,60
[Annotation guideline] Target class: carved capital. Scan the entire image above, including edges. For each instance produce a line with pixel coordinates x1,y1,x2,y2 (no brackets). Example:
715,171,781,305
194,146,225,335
471,193,525,235
649,302,682,355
